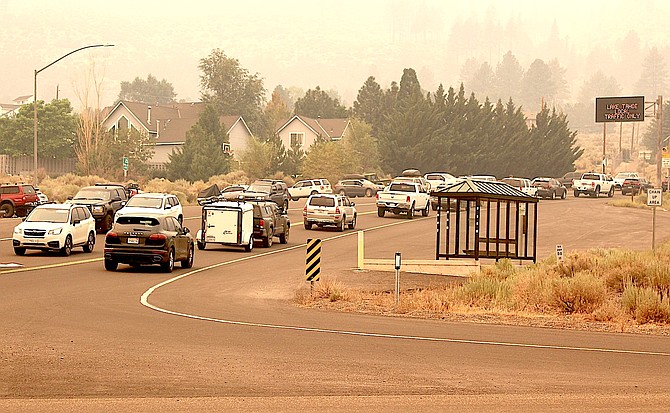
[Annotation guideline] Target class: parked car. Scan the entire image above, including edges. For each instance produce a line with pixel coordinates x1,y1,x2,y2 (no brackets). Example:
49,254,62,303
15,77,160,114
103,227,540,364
459,174,497,182
621,177,653,195
531,177,567,199
220,184,249,201
67,184,128,232
288,179,332,200
424,172,460,191
12,203,96,256
303,194,357,231
34,187,49,205
115,193,183,224
613,171,640,189
104,214,194,272
248,200,290,247
240,179,290,210
501,177,538,197
0,183,39,218
572,172,615,198
333,179,382,197
558,171,583,188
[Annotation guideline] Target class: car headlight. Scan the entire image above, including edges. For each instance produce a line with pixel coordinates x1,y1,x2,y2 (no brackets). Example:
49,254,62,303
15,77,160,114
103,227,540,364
92,206,104,213
13,227,21,234
48,227,63,235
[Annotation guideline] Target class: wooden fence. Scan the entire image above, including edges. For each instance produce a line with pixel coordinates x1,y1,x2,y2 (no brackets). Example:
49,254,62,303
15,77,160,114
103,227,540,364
0,155,76,177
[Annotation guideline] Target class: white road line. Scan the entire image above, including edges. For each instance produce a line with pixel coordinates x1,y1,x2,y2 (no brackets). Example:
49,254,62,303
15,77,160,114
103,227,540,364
140,218,670,358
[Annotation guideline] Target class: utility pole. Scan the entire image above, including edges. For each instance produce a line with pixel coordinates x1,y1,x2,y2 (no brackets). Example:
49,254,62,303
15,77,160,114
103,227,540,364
657,96,663,187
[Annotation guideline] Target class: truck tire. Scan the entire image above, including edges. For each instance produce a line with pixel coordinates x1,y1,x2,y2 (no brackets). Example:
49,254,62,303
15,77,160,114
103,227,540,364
279,226,289,244
263,229,274,247
591,186,599,198
608,187,614,197
421,203,429,217
365,188,372,197
407,204,414,219
377,208,385,217
244,235,254,252
1,202,15,218
574,191,579,198
197,240,206,250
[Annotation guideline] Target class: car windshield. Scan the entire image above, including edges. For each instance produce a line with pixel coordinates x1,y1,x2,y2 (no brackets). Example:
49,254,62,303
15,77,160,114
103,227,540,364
125,197,163,209
223,186,244,193
582,173,601,180
309,197,336,207
248,182,272,193
389,183,415,192
74,188,111,200
116,216,159,226
26,208,69,223
503,179,523,186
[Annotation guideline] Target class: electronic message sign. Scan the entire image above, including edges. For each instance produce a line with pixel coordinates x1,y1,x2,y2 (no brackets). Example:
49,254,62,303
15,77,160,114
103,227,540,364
595,96,644,123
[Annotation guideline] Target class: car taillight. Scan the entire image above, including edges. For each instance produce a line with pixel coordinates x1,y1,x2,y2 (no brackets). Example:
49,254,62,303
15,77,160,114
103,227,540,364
106,232,120,244
259,218,265,228
406,195,410,203
303,205,307,216
146,233,167,246
335,207,341,215
376,193,379,200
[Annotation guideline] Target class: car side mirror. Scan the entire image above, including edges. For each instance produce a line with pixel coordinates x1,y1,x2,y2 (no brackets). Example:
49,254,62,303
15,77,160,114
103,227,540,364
165,204,172,209
67,196,73,200
183,227,190,234
72,219,80,225
351,202,355,206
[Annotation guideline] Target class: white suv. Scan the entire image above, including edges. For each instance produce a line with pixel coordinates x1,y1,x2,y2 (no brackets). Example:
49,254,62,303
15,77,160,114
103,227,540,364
289,179,332,200
115,193,183,224
501,177,538,197
303,194,357,231
12,203,96,256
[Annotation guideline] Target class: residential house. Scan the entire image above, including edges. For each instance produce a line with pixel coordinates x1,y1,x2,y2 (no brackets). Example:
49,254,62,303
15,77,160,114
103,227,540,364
101,100,253,168
0,95,33,118
275,115,351,152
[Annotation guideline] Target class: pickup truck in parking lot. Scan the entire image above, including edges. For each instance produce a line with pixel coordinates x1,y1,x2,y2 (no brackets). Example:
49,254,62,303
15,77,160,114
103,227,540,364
572,172,615,198
375,181,430,219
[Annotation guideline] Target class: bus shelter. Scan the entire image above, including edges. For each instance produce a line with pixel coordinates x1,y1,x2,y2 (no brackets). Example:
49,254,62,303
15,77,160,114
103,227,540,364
432,179,539,262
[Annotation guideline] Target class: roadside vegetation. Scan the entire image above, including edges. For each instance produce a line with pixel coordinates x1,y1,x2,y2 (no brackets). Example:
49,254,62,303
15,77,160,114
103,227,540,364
609,191,670,210
296,243,670,332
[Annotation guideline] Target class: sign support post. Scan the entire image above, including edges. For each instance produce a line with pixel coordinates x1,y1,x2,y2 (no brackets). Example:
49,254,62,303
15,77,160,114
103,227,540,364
394,252,401,304
647,188,662,250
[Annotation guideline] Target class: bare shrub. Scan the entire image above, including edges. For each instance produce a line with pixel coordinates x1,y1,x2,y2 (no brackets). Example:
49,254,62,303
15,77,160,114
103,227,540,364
461,276,512,309
511,266,556,311
590,298,624,322
397,287,454,314
312,279,349,302
551,271,606,314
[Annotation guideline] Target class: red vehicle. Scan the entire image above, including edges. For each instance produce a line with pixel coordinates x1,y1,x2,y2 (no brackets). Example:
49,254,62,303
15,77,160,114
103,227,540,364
0,184,39,218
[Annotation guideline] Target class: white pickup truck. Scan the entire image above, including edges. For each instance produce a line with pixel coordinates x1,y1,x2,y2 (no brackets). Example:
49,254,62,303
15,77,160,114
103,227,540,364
572,172,615,198
375,181,430,219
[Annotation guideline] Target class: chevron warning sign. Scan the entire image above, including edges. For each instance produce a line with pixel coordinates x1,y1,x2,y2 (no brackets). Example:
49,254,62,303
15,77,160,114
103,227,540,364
305,238,322,282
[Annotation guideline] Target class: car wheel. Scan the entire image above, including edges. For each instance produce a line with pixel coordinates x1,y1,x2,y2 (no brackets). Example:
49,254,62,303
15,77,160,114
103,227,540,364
244,235,254,252
574,191,579,197
61,235,73,256
422,203,429,217
14,247,26,256
592,186,600,198
197,240,206,250
608,187,614,197
104,259,118,271
161,248,175,273
101,214,113,232
83,231,95,253
304,221,313,230
263,229,274,247
310,190,318,196
283,199,289,211
551,190,556,200
407,204,414,219
1,203,15,218
365,188,372,197
339,216,346,232
561,190,567,199
177,215,183,225
377,208,385,217
181,244,194,268
279,225,289,244
339,189,346,195
348,214,356,229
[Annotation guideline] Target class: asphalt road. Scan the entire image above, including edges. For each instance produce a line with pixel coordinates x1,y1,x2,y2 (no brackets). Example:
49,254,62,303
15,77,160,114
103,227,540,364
1,194,670,412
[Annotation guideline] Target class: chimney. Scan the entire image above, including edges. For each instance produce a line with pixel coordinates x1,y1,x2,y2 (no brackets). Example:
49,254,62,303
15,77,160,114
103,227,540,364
147,106,152,125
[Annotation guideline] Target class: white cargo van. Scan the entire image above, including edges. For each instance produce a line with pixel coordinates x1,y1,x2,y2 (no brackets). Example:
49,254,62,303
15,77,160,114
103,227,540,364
196,201,254,252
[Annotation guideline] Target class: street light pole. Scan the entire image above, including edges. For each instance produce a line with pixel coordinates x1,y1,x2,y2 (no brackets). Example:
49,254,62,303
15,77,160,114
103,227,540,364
33,44,114,186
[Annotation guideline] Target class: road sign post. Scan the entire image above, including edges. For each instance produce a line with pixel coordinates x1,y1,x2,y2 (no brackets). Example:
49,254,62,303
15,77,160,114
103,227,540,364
556,245,564,263
647,188,662,250
306,239,322,294
122,156,129,178
394,252,401,304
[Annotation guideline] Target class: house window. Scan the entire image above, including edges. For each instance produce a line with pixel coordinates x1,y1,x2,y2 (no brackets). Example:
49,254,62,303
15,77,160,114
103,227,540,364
289,132,304,147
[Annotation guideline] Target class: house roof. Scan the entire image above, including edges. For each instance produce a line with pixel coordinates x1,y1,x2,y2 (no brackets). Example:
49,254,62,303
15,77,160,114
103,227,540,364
102,100,251,144
13,95,33,103
276,115,350,139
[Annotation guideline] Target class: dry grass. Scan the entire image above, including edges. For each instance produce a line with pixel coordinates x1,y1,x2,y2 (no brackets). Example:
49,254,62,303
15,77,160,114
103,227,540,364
296,243,670,333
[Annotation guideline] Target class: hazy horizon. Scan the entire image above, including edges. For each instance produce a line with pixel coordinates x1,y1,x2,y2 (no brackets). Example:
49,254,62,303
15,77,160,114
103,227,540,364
2,0,669,110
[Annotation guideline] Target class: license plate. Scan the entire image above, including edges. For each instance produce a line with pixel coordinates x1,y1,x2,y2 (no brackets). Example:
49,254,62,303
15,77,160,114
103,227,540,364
127,237,139,244
206,235,216,241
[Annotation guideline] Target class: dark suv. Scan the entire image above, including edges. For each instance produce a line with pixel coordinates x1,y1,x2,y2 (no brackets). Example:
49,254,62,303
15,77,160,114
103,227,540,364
0,184,39,218
68,184,128,232
240,179,290,210
249,200,290,247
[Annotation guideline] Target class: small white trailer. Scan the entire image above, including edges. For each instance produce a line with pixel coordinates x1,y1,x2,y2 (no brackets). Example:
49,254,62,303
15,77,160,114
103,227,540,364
196,201,254,252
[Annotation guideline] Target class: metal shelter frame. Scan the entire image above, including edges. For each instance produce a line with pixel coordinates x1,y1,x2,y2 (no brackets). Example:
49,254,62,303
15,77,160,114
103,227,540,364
433,179,539,263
